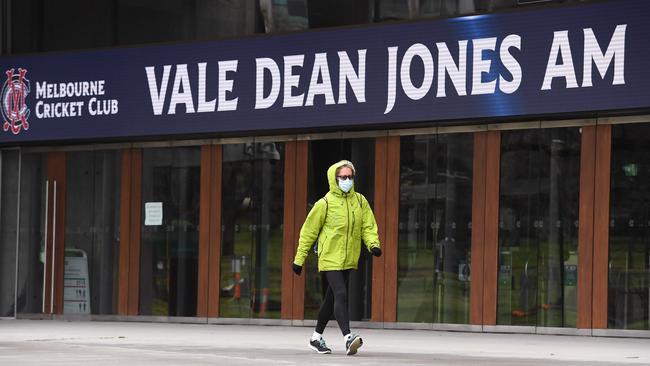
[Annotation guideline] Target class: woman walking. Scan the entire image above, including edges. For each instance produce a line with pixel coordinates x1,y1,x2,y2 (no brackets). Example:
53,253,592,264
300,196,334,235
292,160,382,355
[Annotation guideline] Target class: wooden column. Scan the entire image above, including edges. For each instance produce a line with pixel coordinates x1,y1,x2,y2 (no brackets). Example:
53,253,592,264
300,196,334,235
470,132,488,325
577,126,597,328
291,141,309,320
482,131,501,325
592,124,612,329
118,149,133,315
371,137,388,322
127,149,142,315
382,136,400,322
47,152,66,314
281,141,297,319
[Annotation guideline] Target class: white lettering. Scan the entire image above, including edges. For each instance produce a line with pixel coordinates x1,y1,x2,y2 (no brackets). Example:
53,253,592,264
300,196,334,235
499,34,522,94
436,41,467,97
305,53,335,106
36,82,46,99
217,60,238,111
255,58,281,109
471,37,497,95
542,30,578,90
145,65,171,115
338,49,366,104
400,43,434,101
582,24,626,87
168,64,195,114
283,55,305,108
384,46,398,114
197,62,216,113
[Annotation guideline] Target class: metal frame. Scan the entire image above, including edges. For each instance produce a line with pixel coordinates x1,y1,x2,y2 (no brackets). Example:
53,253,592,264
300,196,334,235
297,130,388,141
21,143,133,153
541,118,597,129
12,115,649,153
14,150,20,318
488,121,541,131
598,114,650,125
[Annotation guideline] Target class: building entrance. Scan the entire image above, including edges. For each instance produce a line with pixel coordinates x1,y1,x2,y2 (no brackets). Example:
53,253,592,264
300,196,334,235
15,149,121,316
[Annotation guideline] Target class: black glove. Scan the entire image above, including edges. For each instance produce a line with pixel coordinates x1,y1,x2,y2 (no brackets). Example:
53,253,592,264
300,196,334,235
292,263,303,275
371,247,382,257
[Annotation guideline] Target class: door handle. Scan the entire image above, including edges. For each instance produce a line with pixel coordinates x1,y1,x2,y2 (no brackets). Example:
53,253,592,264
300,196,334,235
42,180,49,313
51,180,57,314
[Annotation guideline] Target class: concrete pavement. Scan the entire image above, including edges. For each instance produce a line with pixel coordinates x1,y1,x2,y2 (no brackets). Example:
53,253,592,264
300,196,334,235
0,319,649,365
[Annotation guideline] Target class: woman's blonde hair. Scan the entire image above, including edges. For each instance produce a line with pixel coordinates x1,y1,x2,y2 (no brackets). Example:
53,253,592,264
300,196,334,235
335,160,355,176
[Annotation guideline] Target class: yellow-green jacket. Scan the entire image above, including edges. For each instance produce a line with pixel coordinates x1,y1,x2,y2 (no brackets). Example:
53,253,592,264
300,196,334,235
293,160,381,271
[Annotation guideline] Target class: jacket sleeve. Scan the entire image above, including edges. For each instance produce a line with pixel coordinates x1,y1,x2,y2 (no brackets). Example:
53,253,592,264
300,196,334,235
360,194,380,251
294,199,327,266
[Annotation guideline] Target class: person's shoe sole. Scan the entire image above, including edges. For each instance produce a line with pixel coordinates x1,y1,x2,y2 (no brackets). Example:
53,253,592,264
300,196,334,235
346,337,363,355
308,344,331,354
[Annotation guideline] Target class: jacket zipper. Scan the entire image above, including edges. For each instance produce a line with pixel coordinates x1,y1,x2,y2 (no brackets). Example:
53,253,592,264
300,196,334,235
343,194,350,268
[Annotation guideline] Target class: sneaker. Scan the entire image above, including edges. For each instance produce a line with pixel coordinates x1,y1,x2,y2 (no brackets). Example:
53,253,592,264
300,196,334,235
309,337,332,354
345,334,363,355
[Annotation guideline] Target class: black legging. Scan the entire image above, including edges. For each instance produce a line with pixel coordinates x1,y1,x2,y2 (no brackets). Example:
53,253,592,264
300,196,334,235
315,270,351,336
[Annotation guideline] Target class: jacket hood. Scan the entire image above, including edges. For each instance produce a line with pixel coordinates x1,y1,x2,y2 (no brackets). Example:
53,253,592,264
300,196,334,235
327,160,356,195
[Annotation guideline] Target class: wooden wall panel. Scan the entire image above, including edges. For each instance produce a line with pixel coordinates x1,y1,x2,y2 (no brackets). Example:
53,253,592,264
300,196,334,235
197,146,212,317
470,132,487,325
207,145,223,317
383,136,400,322
127,149,142,315
281,141,297,319
291,141,308,320
118,149,132,315
577,126,596,328
371,137,388,322
482,131,501,325
592,124,612,329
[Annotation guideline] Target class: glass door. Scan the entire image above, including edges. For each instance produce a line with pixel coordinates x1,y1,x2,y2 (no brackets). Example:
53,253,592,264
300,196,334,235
64,150,121,315
16,152,65,315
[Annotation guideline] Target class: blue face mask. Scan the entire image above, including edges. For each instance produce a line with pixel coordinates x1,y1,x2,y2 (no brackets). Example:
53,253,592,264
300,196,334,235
338,177,354,193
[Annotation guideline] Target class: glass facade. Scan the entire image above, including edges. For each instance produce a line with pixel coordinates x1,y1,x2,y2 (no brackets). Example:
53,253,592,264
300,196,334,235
497,128,580,327
609,123,650,330
4,0,600,55
8,0,259,54
397,133,473,323
0,151,19,317
139,147,201,317
304,138,375,321
64,151,121,315
219,142,284,319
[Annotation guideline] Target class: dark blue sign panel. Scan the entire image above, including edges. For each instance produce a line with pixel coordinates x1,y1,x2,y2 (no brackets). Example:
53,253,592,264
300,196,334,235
0,0,649,144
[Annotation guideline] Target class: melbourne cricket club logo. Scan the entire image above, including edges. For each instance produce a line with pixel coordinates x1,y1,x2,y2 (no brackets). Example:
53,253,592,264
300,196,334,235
1,68,31,135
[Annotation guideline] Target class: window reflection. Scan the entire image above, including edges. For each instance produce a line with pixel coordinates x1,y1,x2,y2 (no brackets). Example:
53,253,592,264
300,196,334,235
497,128,580,327
65,151,121,315
397,133,473,323
304,138,375,321
220,142,284,319
140,147,201,317
609,124,650,330
259,0,309,33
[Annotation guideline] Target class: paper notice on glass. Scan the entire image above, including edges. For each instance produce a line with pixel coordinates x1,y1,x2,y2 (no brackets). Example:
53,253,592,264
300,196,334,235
145,202,163,226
